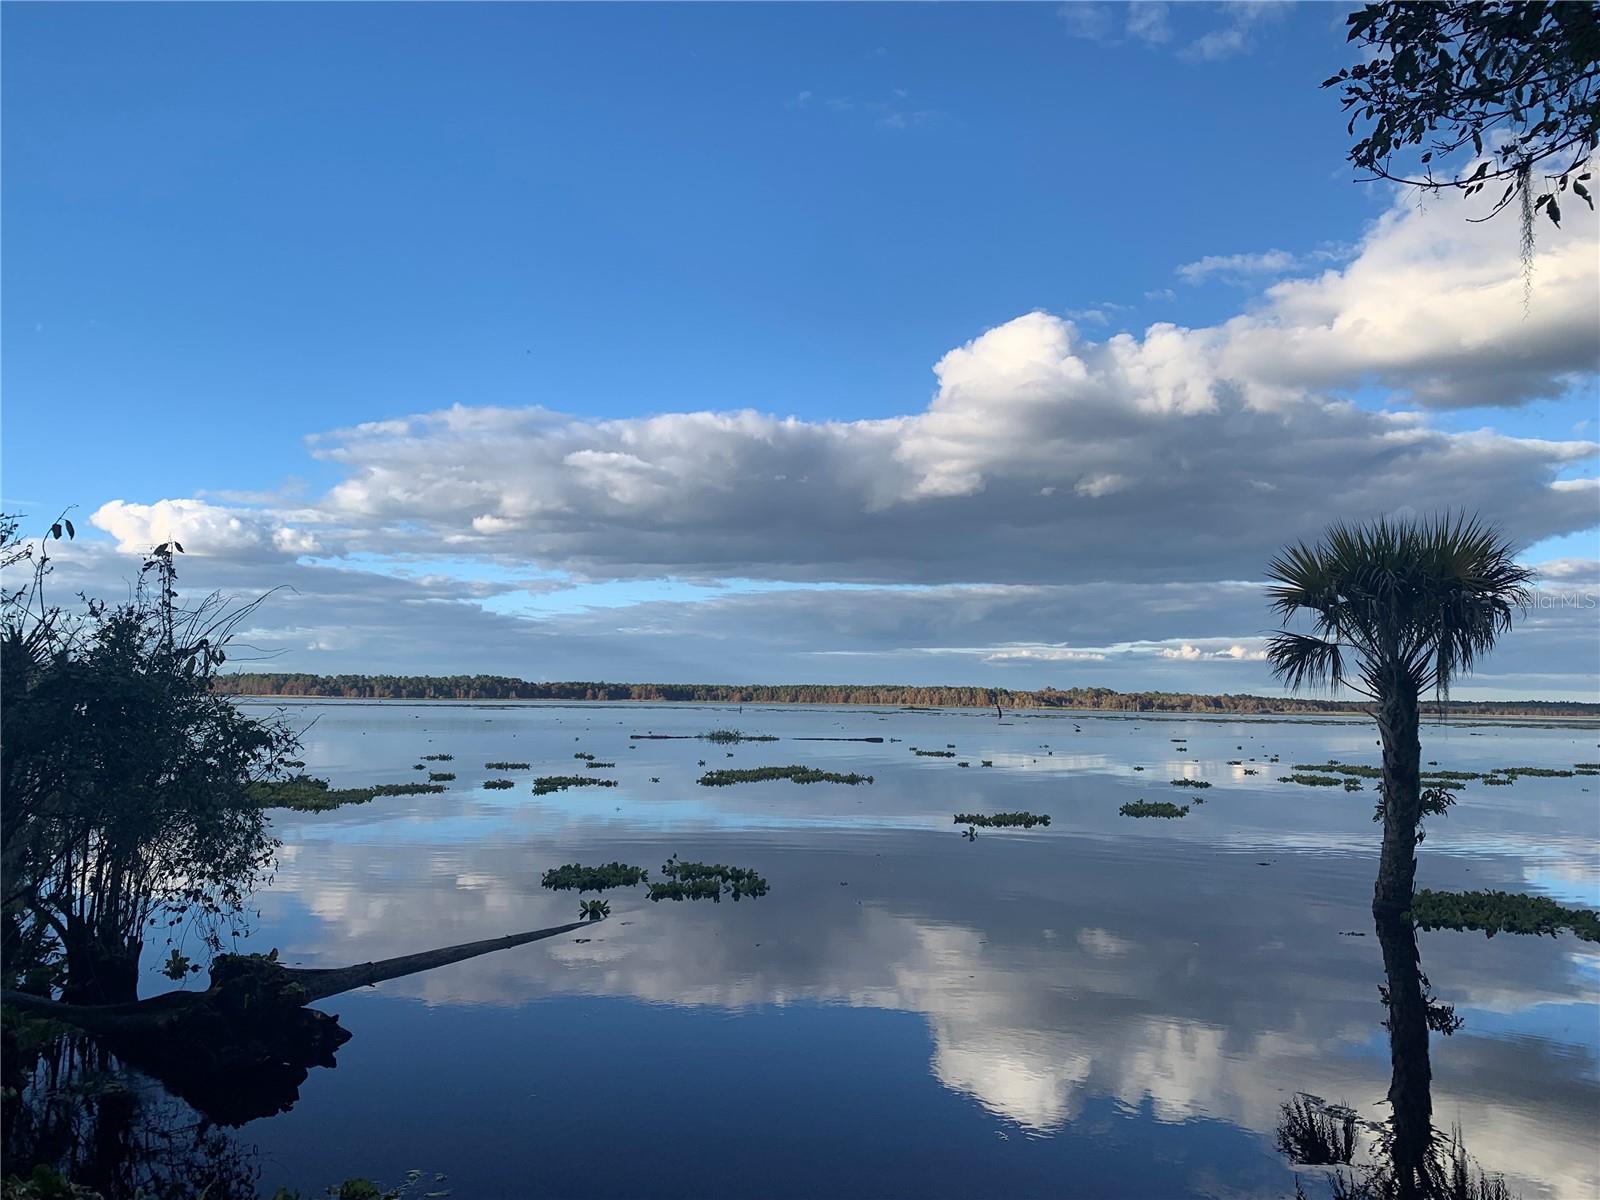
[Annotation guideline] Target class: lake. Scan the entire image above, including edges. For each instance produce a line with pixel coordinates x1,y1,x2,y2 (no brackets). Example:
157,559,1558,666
127,702,1600,1196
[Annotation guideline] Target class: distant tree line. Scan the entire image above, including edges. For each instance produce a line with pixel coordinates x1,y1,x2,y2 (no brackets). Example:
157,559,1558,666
208,673,1600,718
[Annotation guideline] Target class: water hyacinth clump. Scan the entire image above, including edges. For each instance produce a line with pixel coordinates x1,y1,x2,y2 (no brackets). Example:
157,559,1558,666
1409,889,1600,942
647,856,770,902
542,862,649,892
485,761,531,770
1497,766,1576,778
428,772,456,782
952,811,1051,829
1278,774,1344,787
482,779,515,790
1169,779,1212,789
1120,800,1189,818
1293,762,1382,779
421,754,454,762
248,775,447,812
531,776,620,796
697,765,873,787
701,729,779,743
585,760,616,769
911,748,955,758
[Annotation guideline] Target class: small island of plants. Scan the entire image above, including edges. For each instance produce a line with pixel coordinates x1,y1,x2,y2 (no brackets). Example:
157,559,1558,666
697,765,873,787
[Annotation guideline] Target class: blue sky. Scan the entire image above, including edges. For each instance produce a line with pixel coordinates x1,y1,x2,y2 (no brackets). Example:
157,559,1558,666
4,3,1597,695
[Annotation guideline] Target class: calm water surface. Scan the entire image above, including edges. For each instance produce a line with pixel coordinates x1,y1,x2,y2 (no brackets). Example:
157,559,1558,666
154,703,1600,1197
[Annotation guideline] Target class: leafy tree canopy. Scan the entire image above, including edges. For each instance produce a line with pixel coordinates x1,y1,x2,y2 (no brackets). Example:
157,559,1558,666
1327,2,1599,232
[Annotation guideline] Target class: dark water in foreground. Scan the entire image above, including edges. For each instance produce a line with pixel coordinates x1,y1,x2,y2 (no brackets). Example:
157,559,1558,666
120,704,1600,1196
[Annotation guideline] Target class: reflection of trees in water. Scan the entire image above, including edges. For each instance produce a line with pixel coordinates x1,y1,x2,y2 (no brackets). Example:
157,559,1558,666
2,1031,260,1200
1279,912,1515,1200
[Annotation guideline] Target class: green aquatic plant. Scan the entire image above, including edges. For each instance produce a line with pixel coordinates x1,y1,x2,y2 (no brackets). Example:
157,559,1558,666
578,898,611,921
911,748,956,758
411,763,426,771
696,765,873,787
427,772,455,782
368,782,448,797
541,862,649,892
530,775,620,795
1343,777,1364,792
584,760,616,769
646,856,770,902
1480,775,1513,785
1278,774,1345,787
485,761,531,770
1293,762,1382,778
1119,800,1189,818
482,779,515,790
980,760,993,767
700,729,778,743
1169,778,1212,789
248,776,446,811
420,754,453,762
1409,889,1600,942
1496,765,1575,778
574,751,595,760
952,811,1051,828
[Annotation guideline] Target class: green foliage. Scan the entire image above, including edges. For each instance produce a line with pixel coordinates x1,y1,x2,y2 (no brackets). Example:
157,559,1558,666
953,811,1051,828
1409,889,1600,942
484,761,531,770
1119,801,1189,819
1279,774,1346,787
1266,514,1531,704
1,1166,103,1199
1325,3,1599,228
426,772,455,782
647,856,770,902
248,776,451,811
578,898,611,921
1294,762,1383,778
701,729,778,743
697,765,873,787
911,748,956,757
2,526,297,1000
540,862,649,892
1169,778,1212,789
531,775,619,795
583,761,615,769
1496,765,1575,778
420,754,453,761
482,779,514,790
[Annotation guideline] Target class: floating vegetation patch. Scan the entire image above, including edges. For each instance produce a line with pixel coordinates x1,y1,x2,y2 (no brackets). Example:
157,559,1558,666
483,778,515,790
1275,1095,1357,1166
1496,766,1576,778
574,752,596,760
1293,762,1382,778
953,811,1051,828
701,729,779,743
1481,775,1513,785
485,761,531,770
1169,778,1212,789
531,775,620,795
428,772,456,782
697,765,873,787
647,856,769,902
1278,774,1345,787
578,898,611,921
911,748,956,758
249,775,446,812
584,760,616,769
1119,800,1189,819
421,754,454,762
1409,889,1600,942
541,862,649,892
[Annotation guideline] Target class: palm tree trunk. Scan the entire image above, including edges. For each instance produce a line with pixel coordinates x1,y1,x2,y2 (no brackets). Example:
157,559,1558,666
1374,907,1435,1199
1374,683,1422,915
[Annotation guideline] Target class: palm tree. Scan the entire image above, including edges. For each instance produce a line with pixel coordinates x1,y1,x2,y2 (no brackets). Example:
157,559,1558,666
1265,514,1532,914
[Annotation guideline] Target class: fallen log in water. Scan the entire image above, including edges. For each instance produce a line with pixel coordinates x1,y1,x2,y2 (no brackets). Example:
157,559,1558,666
1,918,599,1124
